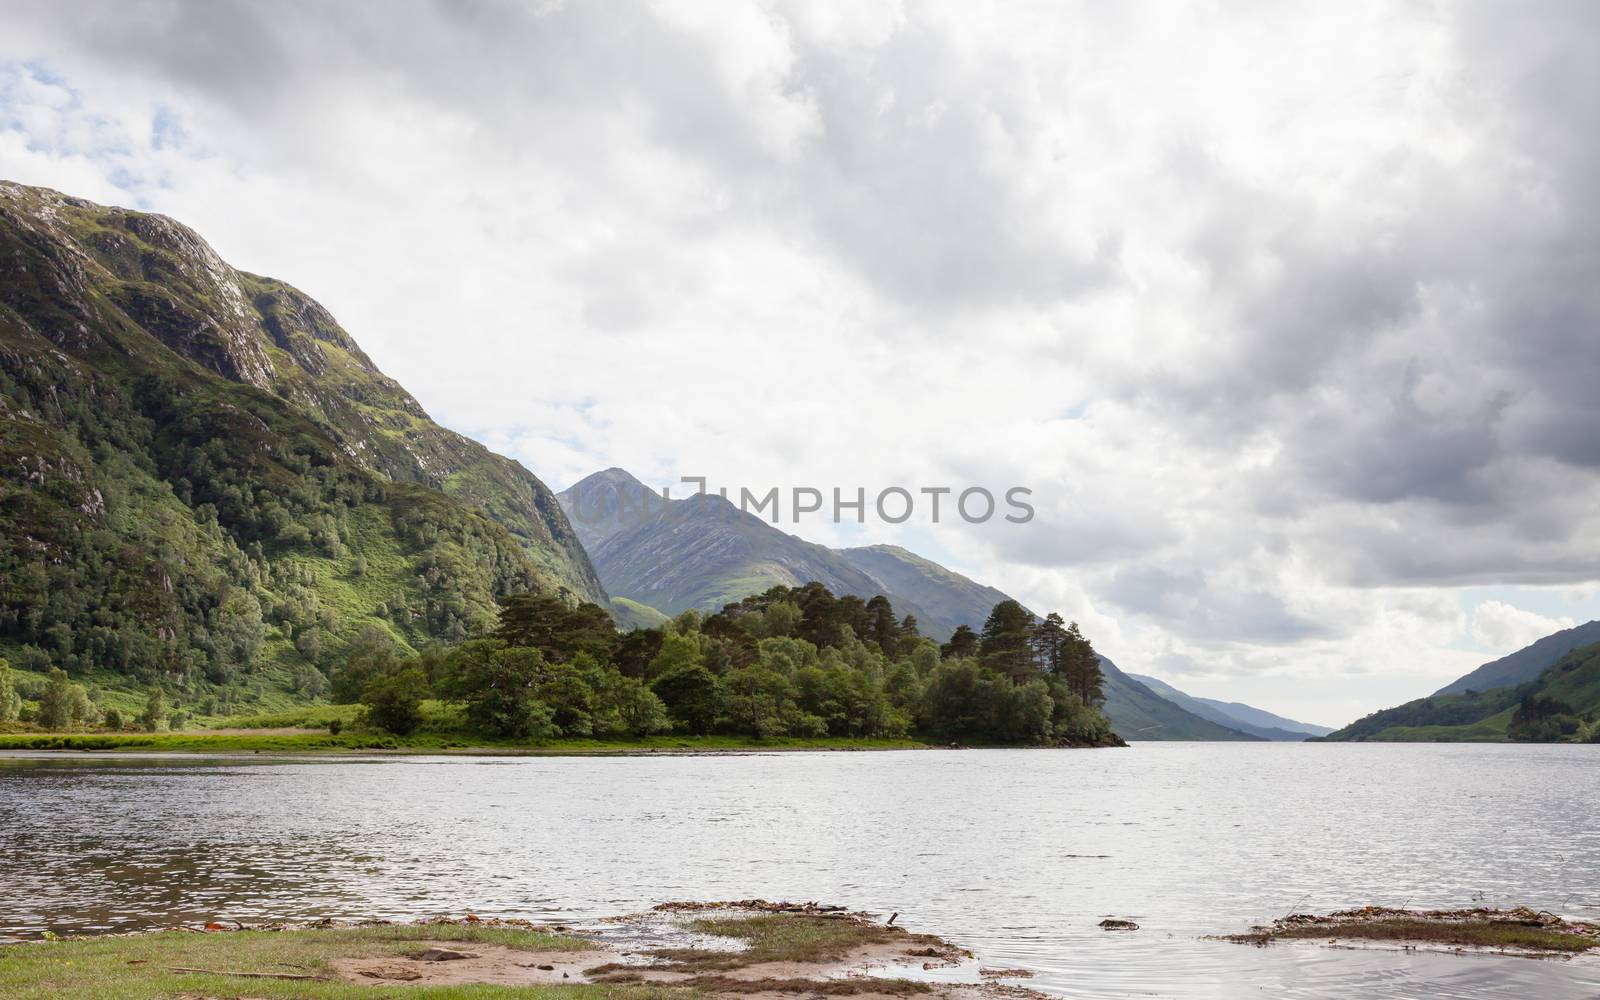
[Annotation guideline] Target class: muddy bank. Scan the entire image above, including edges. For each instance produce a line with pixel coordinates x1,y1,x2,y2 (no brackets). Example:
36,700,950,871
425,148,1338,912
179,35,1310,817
1221,906,1600,958
0,902,1050,1000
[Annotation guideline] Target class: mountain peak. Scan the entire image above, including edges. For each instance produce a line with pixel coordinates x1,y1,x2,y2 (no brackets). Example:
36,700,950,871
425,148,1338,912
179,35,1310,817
562,467,649,496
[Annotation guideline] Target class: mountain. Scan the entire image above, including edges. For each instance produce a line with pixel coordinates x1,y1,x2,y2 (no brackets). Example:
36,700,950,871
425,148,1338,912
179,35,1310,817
559,469,949,634
1322,639,1600,743
1322,622,1600,741
562,468,1258,740
1128,674,1332,740
834,544,1011,642
0,181,603,695
1099,659,1262,741
1433,620,1600,696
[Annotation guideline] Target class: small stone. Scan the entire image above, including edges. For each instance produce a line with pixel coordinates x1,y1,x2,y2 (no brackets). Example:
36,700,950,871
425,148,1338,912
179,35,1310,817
418,948,479,962
1099,918,1139,931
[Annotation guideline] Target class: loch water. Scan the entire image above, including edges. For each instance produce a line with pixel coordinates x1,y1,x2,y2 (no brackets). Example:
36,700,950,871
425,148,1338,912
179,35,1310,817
2,742,1597,998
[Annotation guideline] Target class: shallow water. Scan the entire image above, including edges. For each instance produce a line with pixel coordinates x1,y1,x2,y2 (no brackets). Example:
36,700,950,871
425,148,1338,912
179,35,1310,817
2,742,1597,998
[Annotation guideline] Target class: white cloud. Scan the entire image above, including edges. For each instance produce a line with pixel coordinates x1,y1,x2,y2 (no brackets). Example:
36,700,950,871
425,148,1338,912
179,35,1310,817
3,1,1599,725
1469,601,1576,657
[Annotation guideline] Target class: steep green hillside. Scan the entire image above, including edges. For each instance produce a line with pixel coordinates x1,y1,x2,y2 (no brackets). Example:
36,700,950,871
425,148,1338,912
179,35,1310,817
1322,641,1600,742
0,181,602,702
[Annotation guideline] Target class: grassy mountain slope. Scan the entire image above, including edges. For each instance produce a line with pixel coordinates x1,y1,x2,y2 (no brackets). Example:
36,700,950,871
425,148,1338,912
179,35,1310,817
1129,674,1331,740
0,181,602,701
1433,620,1600,696
1099,658,1262,741
1323,640,1600,742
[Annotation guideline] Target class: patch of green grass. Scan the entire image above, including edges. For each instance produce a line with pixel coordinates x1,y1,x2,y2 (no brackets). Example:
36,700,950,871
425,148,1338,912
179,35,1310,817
683,915,907,966
0,731,928,755
0,924,677,1000
207,703,361,729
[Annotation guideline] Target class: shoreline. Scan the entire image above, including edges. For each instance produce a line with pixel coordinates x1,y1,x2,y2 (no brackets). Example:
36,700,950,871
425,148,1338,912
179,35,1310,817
0,731,1125,756
0,902,1038,1000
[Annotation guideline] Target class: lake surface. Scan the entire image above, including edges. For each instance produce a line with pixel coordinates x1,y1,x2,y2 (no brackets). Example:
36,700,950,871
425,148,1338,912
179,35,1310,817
2,742,1597,998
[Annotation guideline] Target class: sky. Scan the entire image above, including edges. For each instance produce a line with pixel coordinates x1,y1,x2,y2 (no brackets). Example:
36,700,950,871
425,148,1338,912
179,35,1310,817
4,0,1599,726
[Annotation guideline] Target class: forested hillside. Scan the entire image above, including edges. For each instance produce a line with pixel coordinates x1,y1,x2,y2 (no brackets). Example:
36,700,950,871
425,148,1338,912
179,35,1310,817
0,182,602,710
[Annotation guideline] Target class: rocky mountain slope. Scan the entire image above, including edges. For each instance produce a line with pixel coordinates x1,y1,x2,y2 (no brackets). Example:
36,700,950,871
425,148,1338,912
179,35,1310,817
560,468,948,634
0,181,603,696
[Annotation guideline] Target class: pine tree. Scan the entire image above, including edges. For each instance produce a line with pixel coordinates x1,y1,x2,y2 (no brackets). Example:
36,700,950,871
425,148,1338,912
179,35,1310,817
978,600,1039,683
1032,613,1067,676
866,595,901,655
1062,621,1105,704
941,624,979,660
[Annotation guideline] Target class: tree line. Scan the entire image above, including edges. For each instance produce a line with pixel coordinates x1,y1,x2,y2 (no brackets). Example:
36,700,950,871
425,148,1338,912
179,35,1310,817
331,582,1118,746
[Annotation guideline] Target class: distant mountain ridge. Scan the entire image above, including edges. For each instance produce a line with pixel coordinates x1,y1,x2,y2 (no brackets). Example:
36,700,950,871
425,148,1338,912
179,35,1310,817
1129,674,1331,740
560,468,1260,741
1100,660,1261,741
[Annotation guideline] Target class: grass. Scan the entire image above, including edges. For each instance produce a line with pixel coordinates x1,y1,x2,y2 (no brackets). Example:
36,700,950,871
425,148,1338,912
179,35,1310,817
0,924,680,1000
679,915,914,967
585,912,950,993
1225,907,1600,955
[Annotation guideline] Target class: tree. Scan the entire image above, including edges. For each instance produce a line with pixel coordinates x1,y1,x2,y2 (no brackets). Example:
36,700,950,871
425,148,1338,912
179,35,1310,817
723,666,794,739
441,641,552,739
38,668,76,730
865,595,901,655
332,627,404,704
1032,613,1068,675
651,666,723,735
361,663,427,736
941,625,979,660
495,593,617,664
613,628,664,678
103,707,124,731
646,633,703,681
606,677,670,737
1061,622,1105,704
140,687,168,732
0,659,20,723
979,600,1038,682
538,660,597,736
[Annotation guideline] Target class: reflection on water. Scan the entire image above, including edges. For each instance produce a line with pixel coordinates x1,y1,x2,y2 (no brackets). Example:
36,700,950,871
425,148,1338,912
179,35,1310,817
2,743,1598,998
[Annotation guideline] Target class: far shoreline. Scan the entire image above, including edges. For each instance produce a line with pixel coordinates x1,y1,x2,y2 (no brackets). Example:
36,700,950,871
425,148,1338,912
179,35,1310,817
0,731,1127,756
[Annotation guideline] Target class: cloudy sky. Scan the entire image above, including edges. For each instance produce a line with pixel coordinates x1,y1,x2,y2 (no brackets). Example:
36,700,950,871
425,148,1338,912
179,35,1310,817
5,0,1599,725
